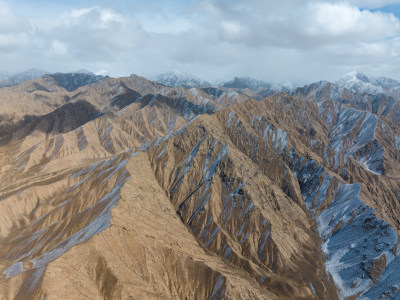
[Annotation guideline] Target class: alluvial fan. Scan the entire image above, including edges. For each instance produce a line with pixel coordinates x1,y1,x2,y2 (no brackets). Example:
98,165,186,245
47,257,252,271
0,72,400,299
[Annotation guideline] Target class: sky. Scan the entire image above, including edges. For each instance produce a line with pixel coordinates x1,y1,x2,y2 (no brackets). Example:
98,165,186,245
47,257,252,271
1,0,400,83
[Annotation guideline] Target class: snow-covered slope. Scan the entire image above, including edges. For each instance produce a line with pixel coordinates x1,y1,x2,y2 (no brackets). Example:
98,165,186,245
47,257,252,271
294,73,400,120
336,71,400,95
222,77,292,93
154,71,209,88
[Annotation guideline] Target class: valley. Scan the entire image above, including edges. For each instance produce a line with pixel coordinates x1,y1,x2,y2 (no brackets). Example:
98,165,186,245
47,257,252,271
0,71,399,299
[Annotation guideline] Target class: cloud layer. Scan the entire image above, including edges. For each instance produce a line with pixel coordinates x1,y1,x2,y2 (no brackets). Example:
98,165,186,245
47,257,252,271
1,0,400,83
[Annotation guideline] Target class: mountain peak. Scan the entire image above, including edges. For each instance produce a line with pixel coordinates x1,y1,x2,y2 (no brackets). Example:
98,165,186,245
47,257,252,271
222,77,271,90
72,69,94,75
338,71,370,84
46,72,106,91
336,71,400,94
154,71,209,88
221,76,295,93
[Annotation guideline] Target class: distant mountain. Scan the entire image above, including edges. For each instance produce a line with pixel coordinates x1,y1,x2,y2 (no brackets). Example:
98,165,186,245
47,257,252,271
0,69,106,90
0,71,13,82
45,72,106,92
154,71,210,88
336,71,400,95
223,77,293,92
94,70,118,77
72,69,96,75
222,77,269,90
0,68,48,88
220,77,294,100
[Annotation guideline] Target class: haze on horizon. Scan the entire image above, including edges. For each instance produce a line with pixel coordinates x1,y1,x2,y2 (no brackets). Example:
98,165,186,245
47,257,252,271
1,0,400,84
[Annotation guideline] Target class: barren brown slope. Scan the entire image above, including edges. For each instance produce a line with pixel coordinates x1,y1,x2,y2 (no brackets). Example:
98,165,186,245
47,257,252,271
15,153,279,299
0,73,223,144
1,75,400,299
0,94,339,299
0,114,335,299
0,76,250,299
145,114,338,299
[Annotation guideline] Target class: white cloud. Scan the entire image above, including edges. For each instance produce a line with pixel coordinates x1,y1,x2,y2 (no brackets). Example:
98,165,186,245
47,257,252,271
0,1,30,33
69,8,92,19
220,21,248,40
61,6,124,29
0,33,29,51
0,1,31,52
1,0,400,82
48,40,68,56
100,10,121,24
38,6,140,61
193,1,400,48
307,2,400,39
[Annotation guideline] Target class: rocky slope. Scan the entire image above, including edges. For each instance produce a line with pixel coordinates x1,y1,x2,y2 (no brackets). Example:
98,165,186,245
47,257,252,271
0,72,399,299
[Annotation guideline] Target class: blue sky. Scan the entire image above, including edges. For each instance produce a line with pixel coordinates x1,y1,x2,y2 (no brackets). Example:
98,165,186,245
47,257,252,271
1,0,400,83
370,4,400,17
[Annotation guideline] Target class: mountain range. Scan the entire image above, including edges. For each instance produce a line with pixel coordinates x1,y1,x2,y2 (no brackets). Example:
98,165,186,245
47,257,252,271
0,70,399,299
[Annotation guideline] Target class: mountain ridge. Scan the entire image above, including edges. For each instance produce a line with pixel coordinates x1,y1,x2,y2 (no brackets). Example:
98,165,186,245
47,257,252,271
0,70,399,299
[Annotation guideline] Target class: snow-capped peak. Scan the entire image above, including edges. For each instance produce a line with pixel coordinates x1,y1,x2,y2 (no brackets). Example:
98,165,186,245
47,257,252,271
154,71,209,88
336,71,400,94
72,69,95,75
95,70,119,77
222,77,271,90
221,76,294,93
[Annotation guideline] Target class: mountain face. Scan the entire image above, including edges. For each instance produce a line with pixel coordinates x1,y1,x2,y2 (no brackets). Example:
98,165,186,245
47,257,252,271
0,72,400,299
46,72,106,92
